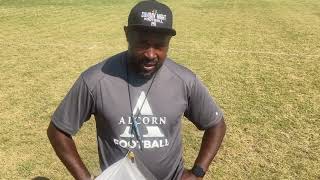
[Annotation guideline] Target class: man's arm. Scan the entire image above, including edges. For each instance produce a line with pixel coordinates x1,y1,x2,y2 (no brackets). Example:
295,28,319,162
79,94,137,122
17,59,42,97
47,122,92,180
182,117,226,180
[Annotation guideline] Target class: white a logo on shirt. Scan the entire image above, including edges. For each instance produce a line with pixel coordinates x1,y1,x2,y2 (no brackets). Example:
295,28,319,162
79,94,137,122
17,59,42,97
133,91,153,116
119,91,164,138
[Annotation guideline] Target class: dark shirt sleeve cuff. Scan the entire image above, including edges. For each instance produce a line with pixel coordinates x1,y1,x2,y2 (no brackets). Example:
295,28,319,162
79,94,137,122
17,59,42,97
198,113,224,130
51,117,77,136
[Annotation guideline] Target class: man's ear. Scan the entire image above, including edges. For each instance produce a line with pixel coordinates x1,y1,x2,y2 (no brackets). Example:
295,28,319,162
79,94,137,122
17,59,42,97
124,26,129,42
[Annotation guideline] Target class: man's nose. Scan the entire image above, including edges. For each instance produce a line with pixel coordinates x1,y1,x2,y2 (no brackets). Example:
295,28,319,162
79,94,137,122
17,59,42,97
144,47,157,60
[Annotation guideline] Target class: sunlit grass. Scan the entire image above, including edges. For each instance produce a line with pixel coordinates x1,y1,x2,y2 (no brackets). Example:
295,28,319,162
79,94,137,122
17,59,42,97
0,0,319,179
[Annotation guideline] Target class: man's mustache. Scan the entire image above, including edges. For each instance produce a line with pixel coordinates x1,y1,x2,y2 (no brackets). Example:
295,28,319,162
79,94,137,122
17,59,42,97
141,58,159,65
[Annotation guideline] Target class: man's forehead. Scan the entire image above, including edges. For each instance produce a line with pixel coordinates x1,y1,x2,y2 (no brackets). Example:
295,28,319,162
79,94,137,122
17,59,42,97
130,30,171,41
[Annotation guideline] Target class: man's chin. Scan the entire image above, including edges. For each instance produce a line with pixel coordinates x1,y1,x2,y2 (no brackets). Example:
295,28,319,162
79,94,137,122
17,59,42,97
139,70,156,78
138,64,162,78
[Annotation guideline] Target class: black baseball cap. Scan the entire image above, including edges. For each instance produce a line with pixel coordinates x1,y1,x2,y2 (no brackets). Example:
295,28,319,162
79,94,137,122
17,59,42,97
127,0,176,36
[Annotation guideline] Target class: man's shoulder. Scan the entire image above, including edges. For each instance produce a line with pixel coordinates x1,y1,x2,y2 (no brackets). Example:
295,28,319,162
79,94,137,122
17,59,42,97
163,58,196,85
81,51,125,90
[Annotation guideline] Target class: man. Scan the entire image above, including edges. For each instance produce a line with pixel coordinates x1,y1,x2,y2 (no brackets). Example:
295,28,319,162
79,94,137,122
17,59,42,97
47,1,226,180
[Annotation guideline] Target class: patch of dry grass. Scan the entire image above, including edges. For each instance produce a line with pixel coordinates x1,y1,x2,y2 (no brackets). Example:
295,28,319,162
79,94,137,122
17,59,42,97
0,0,319,179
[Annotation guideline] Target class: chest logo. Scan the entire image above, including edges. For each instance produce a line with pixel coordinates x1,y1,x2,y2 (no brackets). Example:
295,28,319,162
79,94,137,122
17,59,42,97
133,91,153,116
114,91,169,149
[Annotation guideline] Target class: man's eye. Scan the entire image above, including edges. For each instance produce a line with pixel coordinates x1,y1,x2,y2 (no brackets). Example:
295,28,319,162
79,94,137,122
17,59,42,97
155,43,166,48
133,42,167,50
135,42,148,49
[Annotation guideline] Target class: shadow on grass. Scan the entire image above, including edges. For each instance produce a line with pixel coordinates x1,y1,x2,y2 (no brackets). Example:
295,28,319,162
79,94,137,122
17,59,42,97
32,177,50,180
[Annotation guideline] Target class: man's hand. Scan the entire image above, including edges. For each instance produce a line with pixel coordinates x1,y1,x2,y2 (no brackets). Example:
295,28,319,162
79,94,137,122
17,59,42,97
47,122,92,180
181,169,202,180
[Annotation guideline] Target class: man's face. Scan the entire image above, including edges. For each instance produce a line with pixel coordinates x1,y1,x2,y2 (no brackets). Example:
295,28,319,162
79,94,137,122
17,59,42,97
125,28,172,77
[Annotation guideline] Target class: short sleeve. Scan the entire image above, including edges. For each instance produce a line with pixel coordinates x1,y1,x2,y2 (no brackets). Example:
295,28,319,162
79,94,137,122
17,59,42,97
51,75,95,135
184,76,223,130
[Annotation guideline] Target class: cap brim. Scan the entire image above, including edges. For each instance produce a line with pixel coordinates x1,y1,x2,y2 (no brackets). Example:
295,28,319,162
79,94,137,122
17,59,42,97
127,25,176,36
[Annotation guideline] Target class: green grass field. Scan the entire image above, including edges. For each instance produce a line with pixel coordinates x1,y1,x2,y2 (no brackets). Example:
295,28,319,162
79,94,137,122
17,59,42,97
1,0,319,179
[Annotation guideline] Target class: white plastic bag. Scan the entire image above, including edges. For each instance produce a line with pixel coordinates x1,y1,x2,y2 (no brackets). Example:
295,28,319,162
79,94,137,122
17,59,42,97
95,156,147,180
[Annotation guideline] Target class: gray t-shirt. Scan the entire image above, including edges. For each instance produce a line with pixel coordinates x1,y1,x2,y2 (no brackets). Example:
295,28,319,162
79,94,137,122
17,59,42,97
52,51,223,180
